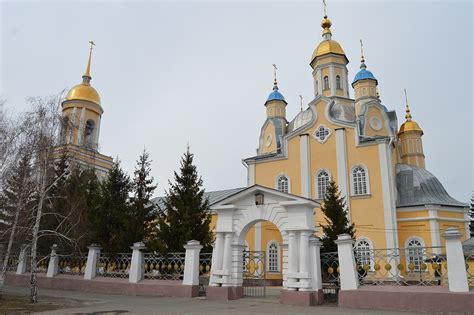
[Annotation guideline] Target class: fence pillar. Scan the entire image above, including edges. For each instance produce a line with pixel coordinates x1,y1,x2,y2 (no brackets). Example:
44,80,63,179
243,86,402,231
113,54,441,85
16,245,28,275
129,242,146,283
309,236,323,291
443,228,469,292
84,244,101,280
46,244,59,277
182,240,203,286
335,234,359,290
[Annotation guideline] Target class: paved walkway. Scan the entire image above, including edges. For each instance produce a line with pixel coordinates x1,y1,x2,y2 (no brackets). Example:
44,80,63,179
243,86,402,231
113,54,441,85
5,285,424,315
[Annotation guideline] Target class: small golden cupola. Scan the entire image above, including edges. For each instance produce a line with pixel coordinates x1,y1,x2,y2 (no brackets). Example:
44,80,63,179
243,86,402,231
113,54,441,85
398,90,425,168
62,41,103,150
310,8,350,99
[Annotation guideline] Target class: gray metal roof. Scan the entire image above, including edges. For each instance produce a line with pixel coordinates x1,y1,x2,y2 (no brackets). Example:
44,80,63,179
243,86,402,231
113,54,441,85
396,164,467,208
462,238,474,256
152,187,246,211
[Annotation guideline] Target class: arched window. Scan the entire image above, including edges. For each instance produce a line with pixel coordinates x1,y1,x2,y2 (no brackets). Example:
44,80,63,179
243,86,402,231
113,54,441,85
336,75,341,89
323,76,329,90
316,170,330,199
277,175,289,193
352,166,368,195
266,241,280,272
84,119,95,148
406,238,424,272
354,238,372,268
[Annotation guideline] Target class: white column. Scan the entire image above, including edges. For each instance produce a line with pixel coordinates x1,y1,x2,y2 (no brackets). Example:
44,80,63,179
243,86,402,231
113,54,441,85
247,163,256,186
335,128,349,218
287,231,298,290
254,223,261,251
46,244,59,278
281,243,289,289
221,233,233,285
316,69,323,96
329,65,336,96
428,208,441,255
69,107,77,144
129,242,146,283
230,244,245,286
182,240,203,286
84,244,101,280
378,142,397,250
94,116,101,149
443,228,469,292
77,107,86,146
335,234,359,290
298,231,311,291
342,67,348,97
309,236,323,291
209,232,225,286
16,245,28,275
299,134,311,198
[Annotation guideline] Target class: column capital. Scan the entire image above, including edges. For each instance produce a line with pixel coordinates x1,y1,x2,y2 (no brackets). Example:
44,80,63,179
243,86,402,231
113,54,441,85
184,240,203,250
334,234,354,245
88,243,102,250
130,242,146,251
443,228,462,240
309,236,322,247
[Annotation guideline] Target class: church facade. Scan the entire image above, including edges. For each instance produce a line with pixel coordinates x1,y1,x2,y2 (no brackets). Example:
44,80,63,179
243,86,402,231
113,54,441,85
208,14,468,281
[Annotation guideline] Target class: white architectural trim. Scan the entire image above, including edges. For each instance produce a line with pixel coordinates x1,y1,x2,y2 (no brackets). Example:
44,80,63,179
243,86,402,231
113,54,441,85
315,168,331,200
95,116,101,148
312,124,332,144
378,142,397,250
247,163,256,186
349,163,371,196
255,222,262,251
77,107,86,146
275,173,291,193
266,240,281,273
329,65,336,96
428,209,441,254
398,217,469,223
69,107,77,144
299,134,311,198
335,128,349,217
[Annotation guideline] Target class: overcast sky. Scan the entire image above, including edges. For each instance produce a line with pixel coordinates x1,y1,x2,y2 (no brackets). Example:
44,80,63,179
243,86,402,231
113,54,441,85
1,0,472,201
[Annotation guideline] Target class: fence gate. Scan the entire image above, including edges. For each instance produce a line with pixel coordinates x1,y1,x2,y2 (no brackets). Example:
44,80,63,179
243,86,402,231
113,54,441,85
242,250,266,297
320,252,340,303
198,253,212,297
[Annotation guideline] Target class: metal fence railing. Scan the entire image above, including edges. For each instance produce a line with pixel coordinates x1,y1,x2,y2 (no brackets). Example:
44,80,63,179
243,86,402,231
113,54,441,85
35,255,50,274
466,253,474,287
355,247,448,286
97,253,132,278
198,252,212,296
4,253,20,272
320,251,339,302
143,252,185,280
58,254,88,275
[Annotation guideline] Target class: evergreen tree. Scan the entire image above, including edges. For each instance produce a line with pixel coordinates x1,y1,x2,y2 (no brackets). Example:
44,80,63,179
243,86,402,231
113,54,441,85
89,160,131,253
320,180,355,252
129,149,157,244
156,147,212,252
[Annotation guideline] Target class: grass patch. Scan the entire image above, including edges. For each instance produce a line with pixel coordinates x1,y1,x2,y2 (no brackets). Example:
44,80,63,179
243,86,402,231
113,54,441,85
0,294,72,314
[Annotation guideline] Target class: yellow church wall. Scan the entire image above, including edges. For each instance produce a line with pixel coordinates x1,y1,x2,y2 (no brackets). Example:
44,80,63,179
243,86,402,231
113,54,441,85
260,122,278,155
255,137,301,194
439,221,468,243
260,221,284,280
315,55,347,67
364,106,389,137
397,211,429,219
334,68,345,97
397,221,433,248
436,211,465,219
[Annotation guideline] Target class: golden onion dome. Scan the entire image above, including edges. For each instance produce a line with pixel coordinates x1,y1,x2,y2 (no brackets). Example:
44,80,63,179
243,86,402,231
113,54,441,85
66,82,101,106
312,39,346,61
398,103,423,135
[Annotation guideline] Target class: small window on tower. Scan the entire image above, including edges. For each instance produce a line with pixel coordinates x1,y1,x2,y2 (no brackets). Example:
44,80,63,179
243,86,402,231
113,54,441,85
336,75,341,90
84,119,95,149
323,76,329,90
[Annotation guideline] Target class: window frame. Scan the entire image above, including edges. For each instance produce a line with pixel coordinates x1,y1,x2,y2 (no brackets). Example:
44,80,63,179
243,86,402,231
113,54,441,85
275,174,291,193
323,76,330,90
354,237,373,270
315,169,331,200
336,75,342,90
350,164,370,196
405,237,426,273
266,240,281,273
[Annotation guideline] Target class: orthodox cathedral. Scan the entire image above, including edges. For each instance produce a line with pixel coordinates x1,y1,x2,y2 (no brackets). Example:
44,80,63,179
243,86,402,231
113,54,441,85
58,11,468,282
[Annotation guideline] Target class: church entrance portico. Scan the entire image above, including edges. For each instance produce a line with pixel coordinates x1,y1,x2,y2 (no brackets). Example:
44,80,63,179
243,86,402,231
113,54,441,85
206,185,324,305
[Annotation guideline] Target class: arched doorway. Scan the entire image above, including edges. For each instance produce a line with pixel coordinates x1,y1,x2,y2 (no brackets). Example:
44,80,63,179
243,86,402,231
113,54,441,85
206,185,324,305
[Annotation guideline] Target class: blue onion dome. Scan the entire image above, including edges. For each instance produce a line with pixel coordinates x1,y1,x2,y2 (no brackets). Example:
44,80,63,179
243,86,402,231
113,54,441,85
265,84,287,105
352,58,378,86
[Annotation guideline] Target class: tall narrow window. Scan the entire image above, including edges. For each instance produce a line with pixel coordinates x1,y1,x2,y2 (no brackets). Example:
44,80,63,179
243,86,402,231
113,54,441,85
406,238,424,272
84,119,95,149
316,170,330,199
352,166,368,195
354,238,372,268
323,76,329,90
266,241,280,272
336,75,341,89
277,175,289,193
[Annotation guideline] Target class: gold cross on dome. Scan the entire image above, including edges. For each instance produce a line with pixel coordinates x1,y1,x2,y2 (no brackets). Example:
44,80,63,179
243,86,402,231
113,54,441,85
323,0,327,17
299,95,303,111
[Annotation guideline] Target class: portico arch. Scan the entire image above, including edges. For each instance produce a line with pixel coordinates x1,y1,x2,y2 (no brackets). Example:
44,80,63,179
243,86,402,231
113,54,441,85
206,185,324,304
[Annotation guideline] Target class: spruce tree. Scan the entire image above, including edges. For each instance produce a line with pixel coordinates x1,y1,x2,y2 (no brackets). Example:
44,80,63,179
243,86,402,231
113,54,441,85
129,149,157,244
156,147,212,252
89,160,131,253
320,180,356,252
